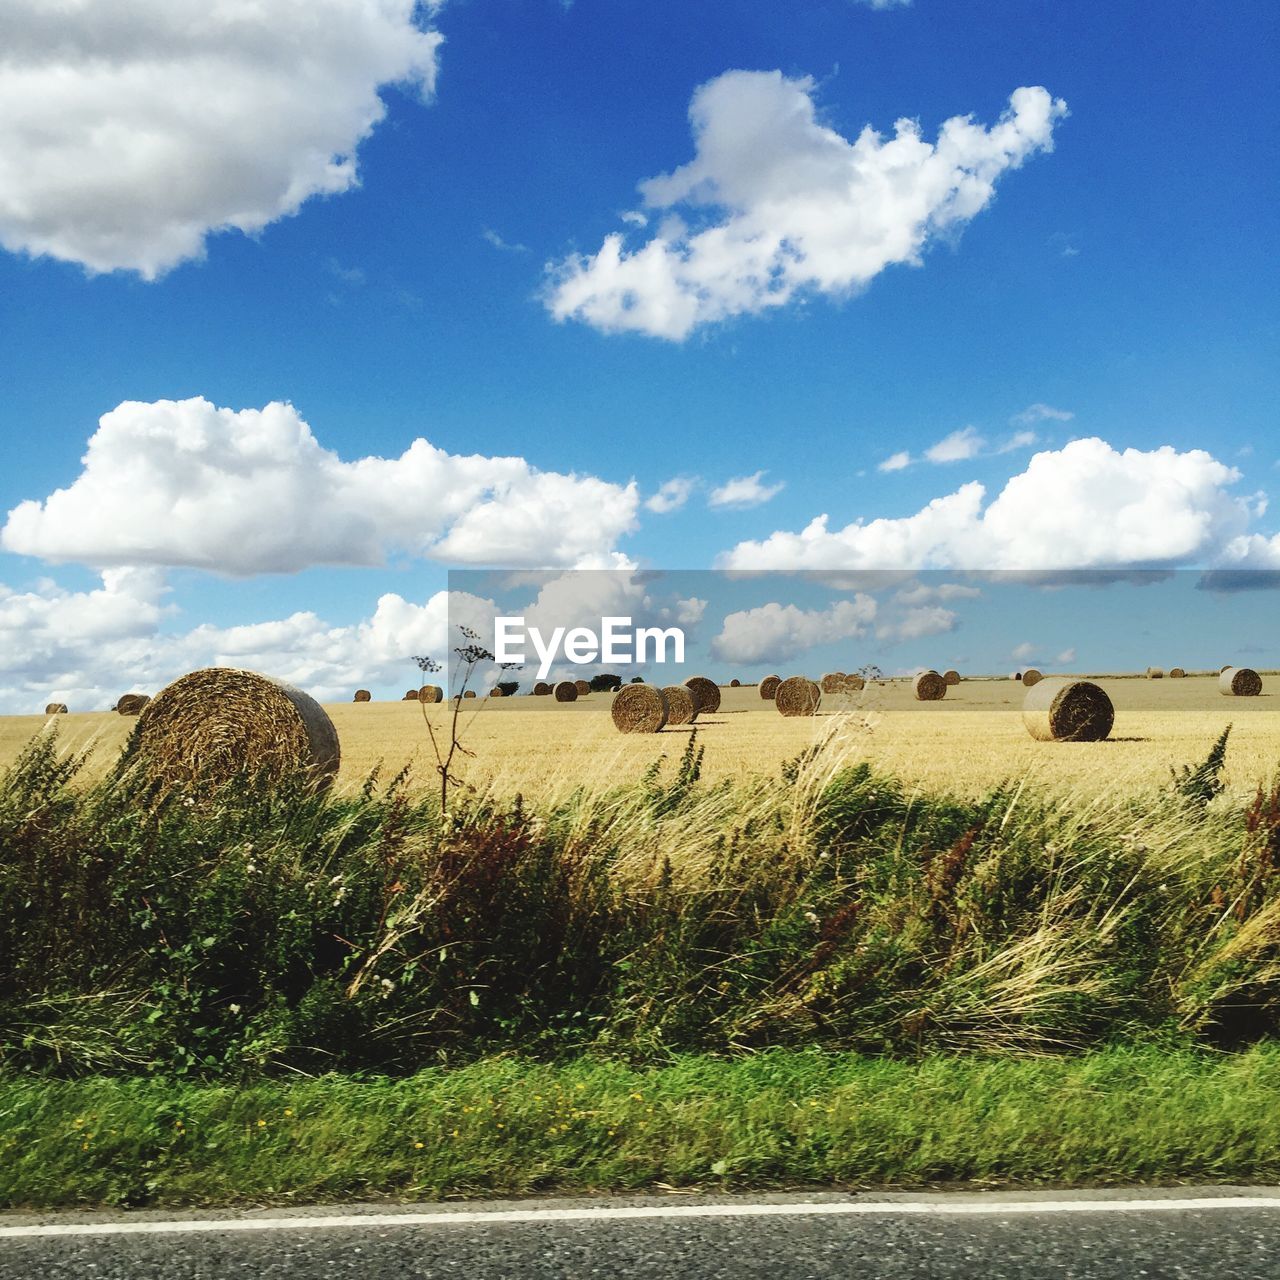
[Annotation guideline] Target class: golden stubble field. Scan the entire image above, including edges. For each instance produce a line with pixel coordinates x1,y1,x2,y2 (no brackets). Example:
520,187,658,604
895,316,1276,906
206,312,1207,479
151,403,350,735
2,674,1277,801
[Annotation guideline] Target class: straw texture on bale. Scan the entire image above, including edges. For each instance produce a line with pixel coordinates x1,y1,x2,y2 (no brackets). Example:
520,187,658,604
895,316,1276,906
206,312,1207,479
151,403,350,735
661,684,697,726
116,694,150,716
1146,667,1164,680
612,684,669,733
574,679,591,695
943,670,960,686
913,670,947,701
533,682,551,696
775,676,821,717
419,685,443,704
759,675,781,700
124,668,340,795
44,703,67,715
1021,669,1043,688
403,690,419,701
553,681,578,702
842,674,866,692
684,676,721,715
1023,678,1114,742
730,678,741,687
353,689,371,702
1169,667,1186,679
1220,666,1263,697
820,672,846,694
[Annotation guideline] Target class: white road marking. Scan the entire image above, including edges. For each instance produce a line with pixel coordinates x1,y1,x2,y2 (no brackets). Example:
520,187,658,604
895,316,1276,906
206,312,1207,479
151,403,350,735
3,1195,1280,1239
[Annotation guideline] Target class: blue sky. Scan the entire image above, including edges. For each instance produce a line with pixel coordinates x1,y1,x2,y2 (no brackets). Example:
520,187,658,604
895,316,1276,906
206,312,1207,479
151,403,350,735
0,0,1276,707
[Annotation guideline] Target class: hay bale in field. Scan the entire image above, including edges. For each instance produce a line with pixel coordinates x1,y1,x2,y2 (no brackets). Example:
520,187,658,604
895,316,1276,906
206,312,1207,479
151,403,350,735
820,672,846,694
1021,669,1043,688
115,693,150,716
842,674,866,692
489,687,504,697
775,676,821,717
44,703,68,715
533,681,551,696
943,670,960,686
1220,666,1262,697
1146,667,1165,679
123,667,340,795
914,670,947,701
1012,672,1023,682
611,684,668,733
353,689,372,702
1023,678,1114,742
402,689,419,701
553,680,578,702
685,675,721,715
730,678,741,687
759,675,781,700
661,684,697,726
420,685,443,704
1169,667,1186,679
574,679,591,696
463,690,476,699
1220,664,1232,674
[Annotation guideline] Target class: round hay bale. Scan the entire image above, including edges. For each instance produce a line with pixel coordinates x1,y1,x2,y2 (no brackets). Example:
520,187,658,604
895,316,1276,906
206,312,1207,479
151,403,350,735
553,681,578,702
759,675,781,700
1021,669,1044,688
1169,667,1186,679
842,674,866,692
125,668,340,795
611,684,668,733
116,693,150,716
1220,667,1262,697
943,670,960,686
489,687,504,697
914,671,947,701
44,703,68,715
353,689,372,702
775,676,821,717
574,679,591,696
533,681,551,696
1023,678,1114,742
1146,667,1164,680
820,672,846,694
1220,664,1232,674
730,678,741,687
403,689,420,701
463,690,476,699
420,685,443,704
1012,672,1023,682
662,684,697,726
685,676,721,714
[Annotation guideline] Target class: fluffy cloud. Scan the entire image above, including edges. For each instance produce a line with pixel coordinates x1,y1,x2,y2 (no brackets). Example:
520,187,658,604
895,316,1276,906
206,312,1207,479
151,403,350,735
878,451,912,473
547,72,1066,339
720,439,1262,571
708,471,784,510
711,597,876,664
646,476,698,514
876,604,958,643
925,427,984,464
2,398,640,574
0,1,442,277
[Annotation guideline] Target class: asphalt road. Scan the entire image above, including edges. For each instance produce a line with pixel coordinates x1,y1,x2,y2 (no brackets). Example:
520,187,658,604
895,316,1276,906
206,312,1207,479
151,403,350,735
3,1189,1279,1279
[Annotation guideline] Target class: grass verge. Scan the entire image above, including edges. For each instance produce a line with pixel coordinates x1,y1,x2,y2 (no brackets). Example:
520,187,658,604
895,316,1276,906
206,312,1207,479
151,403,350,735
5,1044,1280,1208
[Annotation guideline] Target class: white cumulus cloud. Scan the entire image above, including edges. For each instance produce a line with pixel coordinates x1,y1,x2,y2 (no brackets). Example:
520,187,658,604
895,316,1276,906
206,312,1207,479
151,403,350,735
925,427,985,464
708,471,784,510
719,438,1261,572
547,72,1066,339
0,0,442,277
1,398,640,574
646,476,698,514
878,451,912,473
710,597,876,664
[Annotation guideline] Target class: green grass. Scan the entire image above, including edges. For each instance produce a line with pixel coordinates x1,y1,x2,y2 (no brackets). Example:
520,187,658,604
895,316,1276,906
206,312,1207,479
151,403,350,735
6,1044,1280,1208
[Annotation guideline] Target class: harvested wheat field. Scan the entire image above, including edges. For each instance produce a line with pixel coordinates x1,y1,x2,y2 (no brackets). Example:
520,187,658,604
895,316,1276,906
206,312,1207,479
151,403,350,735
3,673,1277,801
